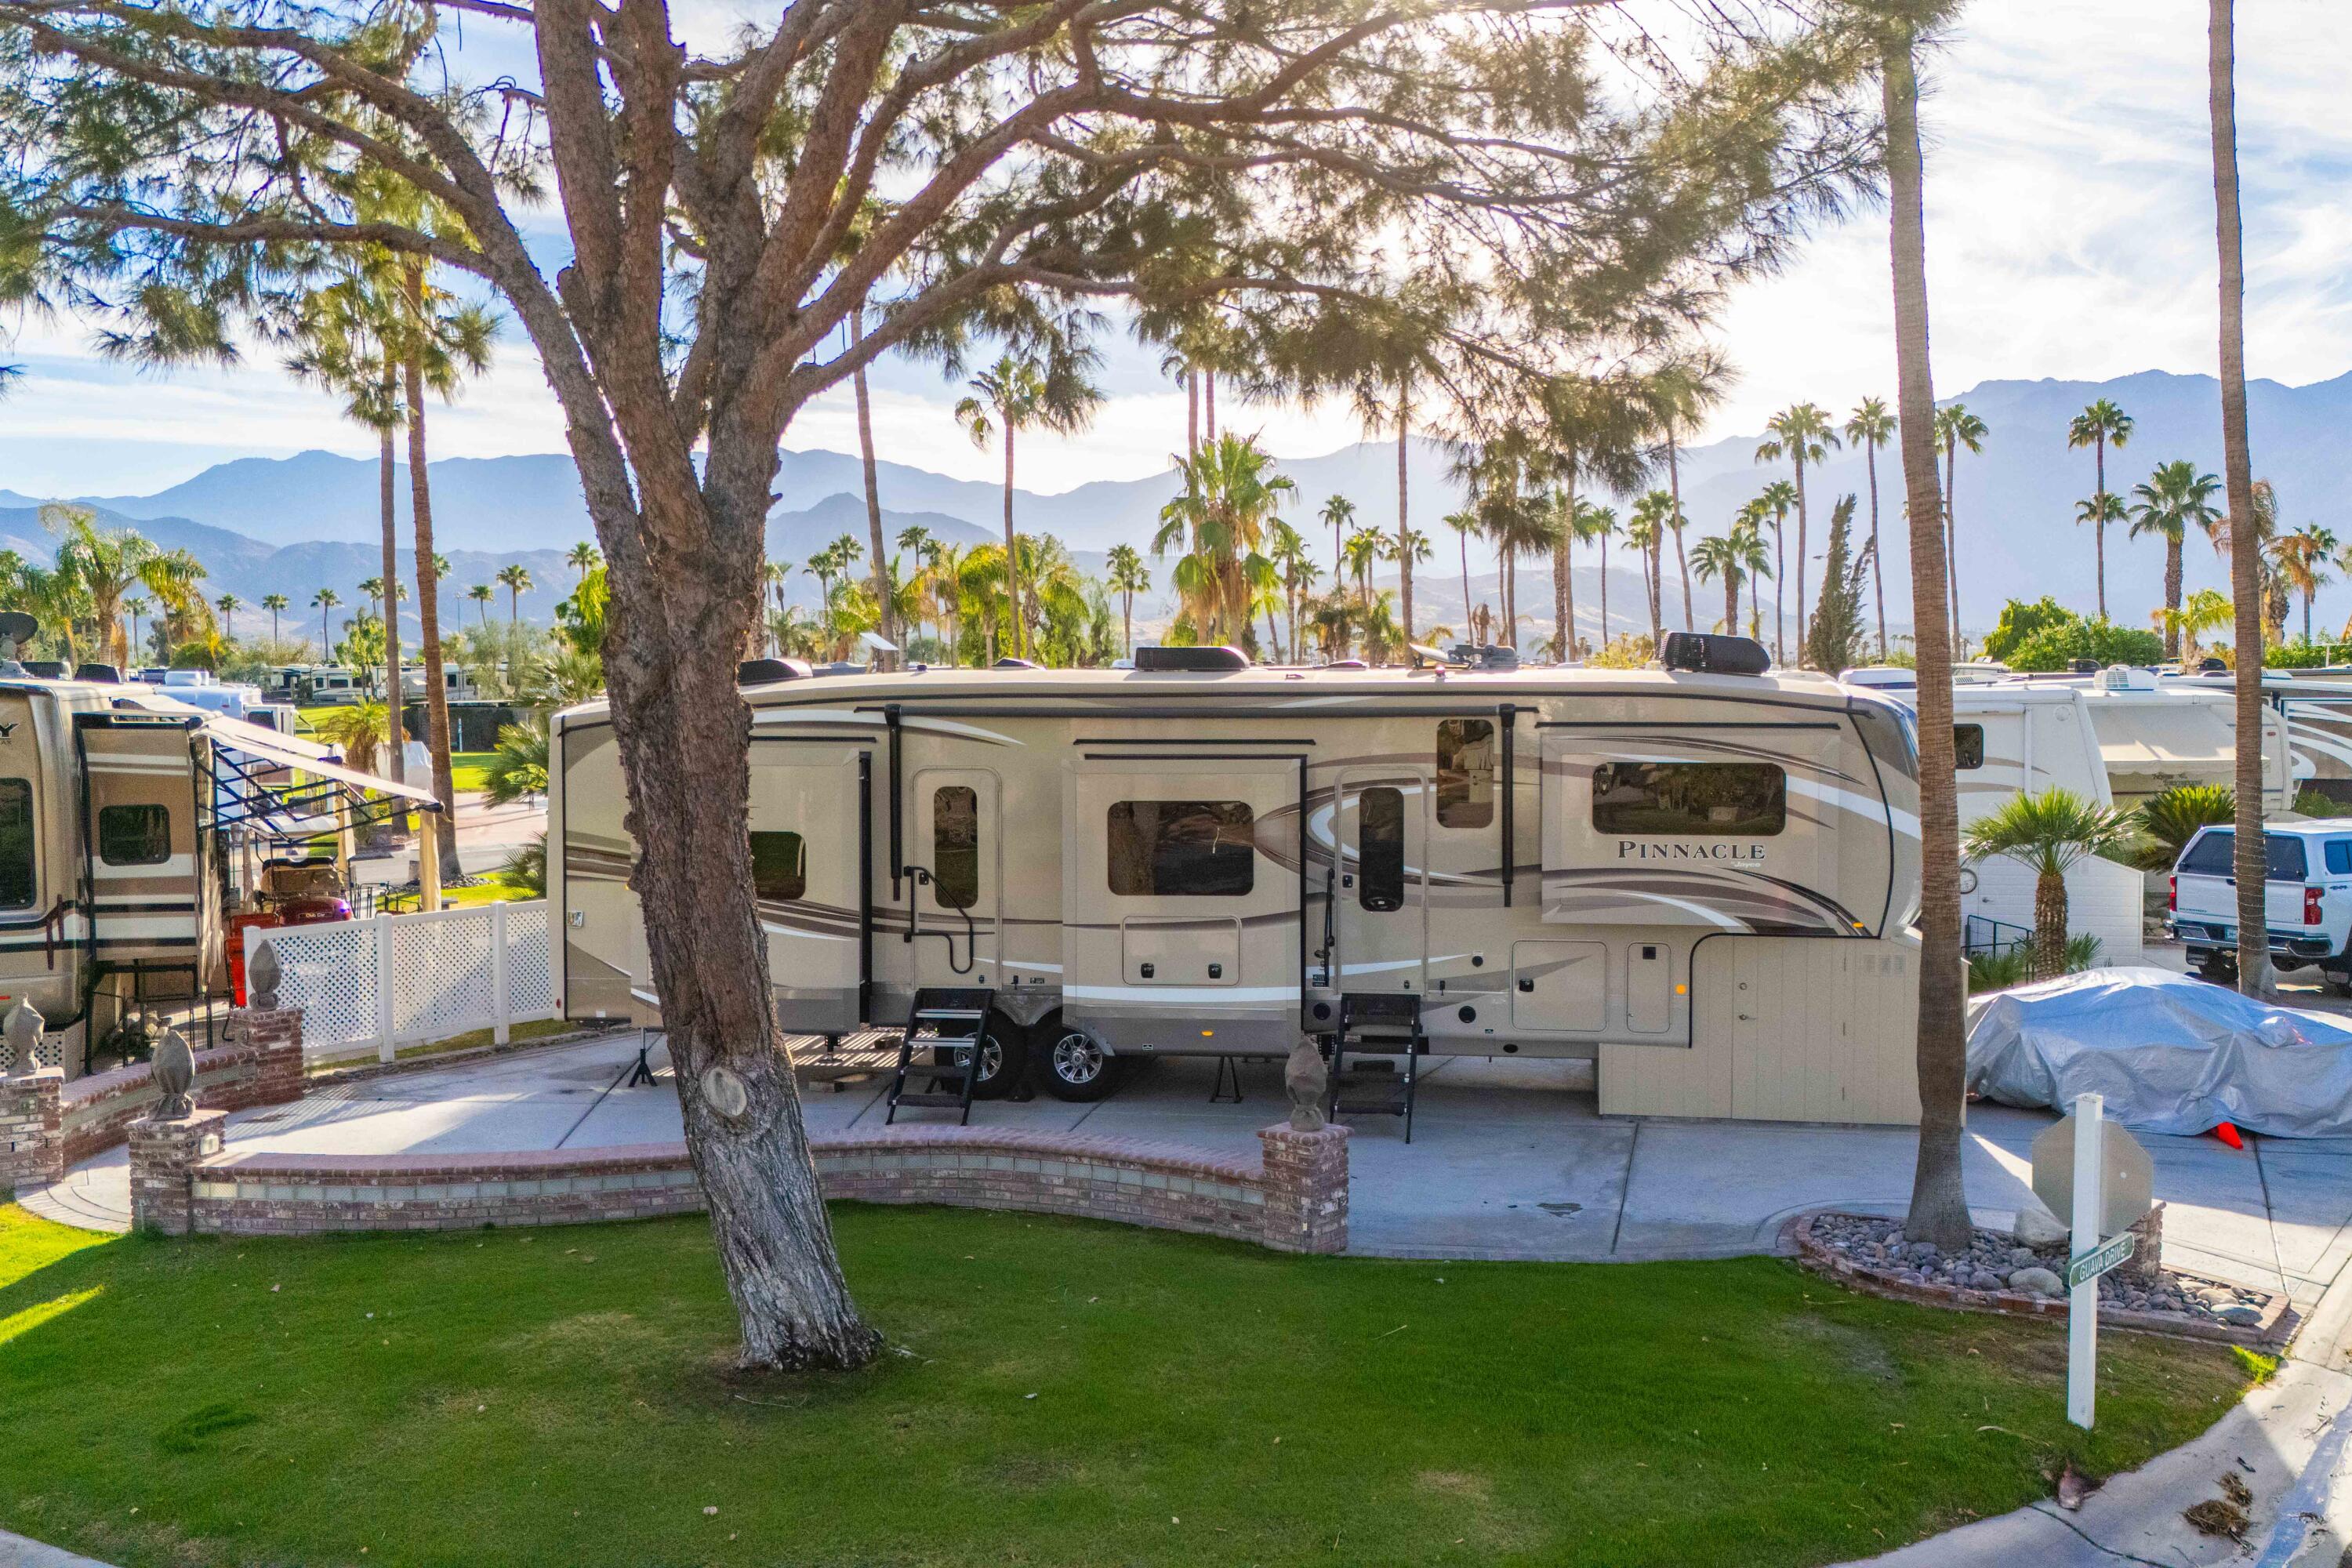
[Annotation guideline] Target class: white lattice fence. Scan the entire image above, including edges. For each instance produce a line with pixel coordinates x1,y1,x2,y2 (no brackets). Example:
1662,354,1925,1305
245,902,558,1064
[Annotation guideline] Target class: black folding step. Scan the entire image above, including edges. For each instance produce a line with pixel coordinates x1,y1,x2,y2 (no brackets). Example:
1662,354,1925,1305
886,986,997,1126
1325,993,1427,1143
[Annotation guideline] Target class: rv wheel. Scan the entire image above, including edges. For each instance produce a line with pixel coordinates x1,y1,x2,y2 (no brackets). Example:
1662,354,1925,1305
929,1014,1029,1101
1039,1021,1120,1102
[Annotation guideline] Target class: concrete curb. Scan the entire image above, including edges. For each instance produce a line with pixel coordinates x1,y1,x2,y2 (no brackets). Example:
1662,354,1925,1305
0,1526,118,1566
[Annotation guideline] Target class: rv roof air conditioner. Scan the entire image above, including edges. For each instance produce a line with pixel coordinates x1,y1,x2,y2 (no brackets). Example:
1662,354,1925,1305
2097,663,2158,692
1450,644,1518,671
1660,632,1771,677
736,657,811,686
1133,645,1249,672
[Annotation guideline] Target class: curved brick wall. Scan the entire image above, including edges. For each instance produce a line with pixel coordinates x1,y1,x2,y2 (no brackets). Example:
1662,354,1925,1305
141,1122,1350,1254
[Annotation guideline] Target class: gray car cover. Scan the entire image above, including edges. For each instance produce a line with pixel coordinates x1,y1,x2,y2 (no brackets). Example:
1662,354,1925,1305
1965,966,2352,1137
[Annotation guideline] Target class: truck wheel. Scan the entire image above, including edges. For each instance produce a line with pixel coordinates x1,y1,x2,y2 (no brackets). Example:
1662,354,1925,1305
2197,953,2238,985
930,1012,1029,1101
1036,1016,1121,1102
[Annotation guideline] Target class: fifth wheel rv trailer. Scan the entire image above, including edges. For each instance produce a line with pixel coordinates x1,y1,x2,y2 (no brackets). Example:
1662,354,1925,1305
550,638,1929,1126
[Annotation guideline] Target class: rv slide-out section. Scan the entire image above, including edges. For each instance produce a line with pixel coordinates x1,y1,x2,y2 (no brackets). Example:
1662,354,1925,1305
549,663,1926,1123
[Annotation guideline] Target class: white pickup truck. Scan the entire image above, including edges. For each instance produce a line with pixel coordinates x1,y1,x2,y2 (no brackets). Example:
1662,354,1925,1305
2169,822,2352,992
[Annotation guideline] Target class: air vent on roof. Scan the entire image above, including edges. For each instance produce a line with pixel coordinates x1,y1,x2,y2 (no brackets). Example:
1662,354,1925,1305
1661,632,1771,677
737,657,811,686
1134,645,1248,672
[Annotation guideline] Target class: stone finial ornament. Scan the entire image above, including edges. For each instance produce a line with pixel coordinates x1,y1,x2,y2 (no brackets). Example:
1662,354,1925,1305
152,1025,197,1119
247,941,281,1011
1283,1037,1329,1133
3,997,42,1076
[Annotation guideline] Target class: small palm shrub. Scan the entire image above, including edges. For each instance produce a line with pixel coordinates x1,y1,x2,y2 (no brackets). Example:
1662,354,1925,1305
499,833,547,895
482,723,550,805
1962,788,2137,980
2132,783,2235,870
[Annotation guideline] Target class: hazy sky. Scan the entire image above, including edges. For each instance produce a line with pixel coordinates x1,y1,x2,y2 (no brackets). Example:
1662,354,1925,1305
2,0,2346,499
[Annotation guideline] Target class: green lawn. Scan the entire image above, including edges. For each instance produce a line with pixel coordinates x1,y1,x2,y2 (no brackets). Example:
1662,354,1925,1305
0,1203,2247,1568
449,750,497,793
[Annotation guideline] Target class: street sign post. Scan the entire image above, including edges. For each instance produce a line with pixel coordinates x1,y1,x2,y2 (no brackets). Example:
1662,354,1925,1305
2069,1093,2104,1429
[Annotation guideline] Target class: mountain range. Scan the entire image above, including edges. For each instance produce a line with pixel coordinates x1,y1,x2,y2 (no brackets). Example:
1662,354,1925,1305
2,365,2344,648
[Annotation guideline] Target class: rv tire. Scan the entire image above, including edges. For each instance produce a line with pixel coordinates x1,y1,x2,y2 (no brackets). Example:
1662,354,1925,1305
930,1013,1029,1101
1036,1016,1120,1102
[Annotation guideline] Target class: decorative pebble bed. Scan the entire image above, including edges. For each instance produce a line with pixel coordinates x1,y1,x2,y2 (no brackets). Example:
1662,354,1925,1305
1791,1211,2293,1345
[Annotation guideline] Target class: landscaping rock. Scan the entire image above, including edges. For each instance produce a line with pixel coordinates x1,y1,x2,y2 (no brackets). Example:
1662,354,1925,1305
2006,1266,2064,1298
2007,1246,2038,1270
2216,1304,2263,1327
2013,1205,2070,1249
1968,1270,2005,1292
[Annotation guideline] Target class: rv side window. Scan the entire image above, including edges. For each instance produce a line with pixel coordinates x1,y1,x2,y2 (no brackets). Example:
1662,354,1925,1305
1591,762,1786,837
0,779,31,908
1436,719,1495,828
98,804,172,866
1107,800,1256,897
1954,724,1984,770
748,831,807,901
1358,786,1405,912
933,786,979,910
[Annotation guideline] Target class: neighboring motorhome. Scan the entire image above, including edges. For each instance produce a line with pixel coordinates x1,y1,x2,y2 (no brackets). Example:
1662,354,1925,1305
550,642,1929,1125
0,670,437,1078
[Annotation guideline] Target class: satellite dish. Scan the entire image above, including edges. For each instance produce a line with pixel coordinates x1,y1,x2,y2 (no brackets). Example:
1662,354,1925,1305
857,630,900,655
0,612,37,646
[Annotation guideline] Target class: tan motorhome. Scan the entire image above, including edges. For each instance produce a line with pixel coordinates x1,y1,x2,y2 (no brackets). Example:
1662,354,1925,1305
550,641,1929,1126
0,670,437,1077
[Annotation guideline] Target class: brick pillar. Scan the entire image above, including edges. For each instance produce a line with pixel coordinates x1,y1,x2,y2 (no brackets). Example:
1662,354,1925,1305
2122,1201,2166,1284
237,1006,305,1105
2,1069,64,1194
129,1109,229,1236
1258,1123,1348,1254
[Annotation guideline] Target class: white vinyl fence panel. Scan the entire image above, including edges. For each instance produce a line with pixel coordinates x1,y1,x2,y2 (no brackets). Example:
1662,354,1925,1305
247,901,558,1064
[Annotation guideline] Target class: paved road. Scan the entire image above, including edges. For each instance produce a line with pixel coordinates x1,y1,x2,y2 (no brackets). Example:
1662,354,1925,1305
24,1033,2351,1315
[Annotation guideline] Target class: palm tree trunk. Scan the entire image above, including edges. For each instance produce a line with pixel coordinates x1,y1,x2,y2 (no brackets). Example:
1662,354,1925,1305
1396,394,1412,642
1866,444,1888,658
1794,455,1809,666
1205,371,1216,441
1670,432,1693,631
2165,537,2184,658
1885,20,1971,1254
1599,531,1610,648
1000,425,1022,661
1725,576,1739,637
851,307,891,655
2211,0,2270,999
1186,368,1198,458
1122,594,1132,657
1646,532,1663,647
402,262,461,882
376,398,408,818
2033,871,2069,981
1458,535,1472,646
1944,441,1960,649
1772,521,1784,663
2093,437,2109,620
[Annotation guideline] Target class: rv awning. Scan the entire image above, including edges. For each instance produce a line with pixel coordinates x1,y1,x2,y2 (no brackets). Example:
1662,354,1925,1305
200,717,441,846
2097,706,2234,771
207,722,441,806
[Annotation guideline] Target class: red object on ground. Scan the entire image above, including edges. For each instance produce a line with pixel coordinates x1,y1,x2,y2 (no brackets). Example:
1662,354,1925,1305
226,900,350,1005
2213,1121,2245,1149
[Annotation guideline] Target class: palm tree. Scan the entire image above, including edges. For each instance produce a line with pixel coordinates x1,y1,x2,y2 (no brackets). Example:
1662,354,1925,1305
216,592,241,641
953,350,1103,661
1962,789,2138,980
1152,432,1294,652
2274,525,2337,643
496,564,533,625
463,582,493,628
1580,502,1620,648
1629,491,1682,644
567,542,601,583
1105,543,1149,657
312,588,342,655
2074,492,2128,612
2066,399,2134,619
1755,479,1798,662
1649,358,1726,636
125,596,148,662
1443,510,1480,644
1342,523,1391,618
41,508,205,666
1729,517,1772,642
2129,460,2223,659
1933,403,1987,637
1882,5,1973,1252
262,593,289,645
1267,522,1315,659
1755,404,1841,657
1690,533,1748,635
1843,397,1897,658
1319,495,1356,586
2155,587,2235,668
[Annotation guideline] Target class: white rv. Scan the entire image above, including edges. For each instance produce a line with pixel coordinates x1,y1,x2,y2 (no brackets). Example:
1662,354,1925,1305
550,640,1930,1126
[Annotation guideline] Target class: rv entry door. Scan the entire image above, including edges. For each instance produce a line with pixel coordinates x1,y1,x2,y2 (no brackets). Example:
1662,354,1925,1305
910,769,1000,989
748,744,866,1033
1330,766,1430,996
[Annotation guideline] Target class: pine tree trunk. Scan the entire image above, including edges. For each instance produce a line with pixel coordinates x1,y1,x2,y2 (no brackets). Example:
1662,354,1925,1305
401,264,461,883
2211,0,2271,1000
1884,21,1973,1254
852,307,891,655
2033,871,2068,981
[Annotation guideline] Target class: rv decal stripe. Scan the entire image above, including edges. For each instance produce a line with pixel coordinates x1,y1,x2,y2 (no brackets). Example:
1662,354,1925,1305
1065,984,1299,1004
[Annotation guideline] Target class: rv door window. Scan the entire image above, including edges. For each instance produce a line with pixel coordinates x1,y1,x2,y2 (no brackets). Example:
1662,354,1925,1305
1107,800,1256,897
1358,786,1405,912
1436,719,1495,828
1590,762,1786,837
932,786,980,909
97,804,172,866
1954,724,1985,770
748,831,808,901
0,779,31,908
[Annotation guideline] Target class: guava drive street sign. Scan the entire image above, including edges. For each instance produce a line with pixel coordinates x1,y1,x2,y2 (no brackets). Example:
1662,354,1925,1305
2064,1231,2137,1290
